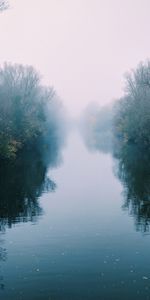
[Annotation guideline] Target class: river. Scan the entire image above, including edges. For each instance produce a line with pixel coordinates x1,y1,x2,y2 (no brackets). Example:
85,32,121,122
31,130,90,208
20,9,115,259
0,131,150,300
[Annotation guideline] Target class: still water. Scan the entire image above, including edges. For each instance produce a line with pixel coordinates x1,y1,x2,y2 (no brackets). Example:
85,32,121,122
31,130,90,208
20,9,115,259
0,132,150,300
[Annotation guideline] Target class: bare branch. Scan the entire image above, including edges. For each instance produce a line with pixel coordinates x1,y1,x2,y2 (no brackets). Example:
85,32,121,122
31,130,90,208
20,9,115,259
0,0,9,12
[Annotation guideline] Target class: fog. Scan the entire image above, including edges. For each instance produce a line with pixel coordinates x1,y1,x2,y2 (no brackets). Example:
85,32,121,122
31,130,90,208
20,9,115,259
79,103,114,153
0,0,150,116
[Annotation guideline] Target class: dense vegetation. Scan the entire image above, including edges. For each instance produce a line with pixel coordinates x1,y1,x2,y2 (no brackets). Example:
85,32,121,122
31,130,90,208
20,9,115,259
0,63,65,159
114,61,150,147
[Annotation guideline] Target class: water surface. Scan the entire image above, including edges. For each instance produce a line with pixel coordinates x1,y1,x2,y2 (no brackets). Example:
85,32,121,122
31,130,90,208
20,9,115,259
0,132,150,300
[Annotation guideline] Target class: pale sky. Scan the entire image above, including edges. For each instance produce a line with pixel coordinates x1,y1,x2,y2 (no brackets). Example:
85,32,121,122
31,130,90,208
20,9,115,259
0,0,150,116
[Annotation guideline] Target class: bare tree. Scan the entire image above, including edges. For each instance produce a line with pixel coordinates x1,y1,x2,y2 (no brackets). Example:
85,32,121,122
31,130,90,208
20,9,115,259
0,0,9,12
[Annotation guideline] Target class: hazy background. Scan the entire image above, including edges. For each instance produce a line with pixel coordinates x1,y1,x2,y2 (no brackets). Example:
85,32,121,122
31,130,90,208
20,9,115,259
0,0,150,116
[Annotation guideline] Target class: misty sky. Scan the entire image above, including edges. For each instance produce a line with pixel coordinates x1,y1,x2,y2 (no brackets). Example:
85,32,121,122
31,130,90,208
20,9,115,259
0,0,150,116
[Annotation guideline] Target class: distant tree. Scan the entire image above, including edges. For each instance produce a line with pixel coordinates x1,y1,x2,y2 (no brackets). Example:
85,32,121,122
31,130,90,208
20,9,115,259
80,104,113,153
0,0,9,12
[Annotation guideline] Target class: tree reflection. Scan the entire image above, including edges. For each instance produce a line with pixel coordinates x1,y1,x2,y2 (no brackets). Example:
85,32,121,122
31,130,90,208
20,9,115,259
0,141,62,231
0,234,7,291
0,138,63,291
81,120,150,233
114,144,150,232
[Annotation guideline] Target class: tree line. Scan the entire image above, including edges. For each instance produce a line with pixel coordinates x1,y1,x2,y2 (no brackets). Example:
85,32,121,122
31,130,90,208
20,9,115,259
81,60,150,151
0,63,66,159
114,61,150,148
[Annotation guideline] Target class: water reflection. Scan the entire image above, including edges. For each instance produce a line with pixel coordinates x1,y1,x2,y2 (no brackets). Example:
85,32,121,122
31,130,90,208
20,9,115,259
0,141,63,231
0,137,64,290
0,235,7,291
0,243,6,262
81,127,150,233
114,144,150,232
